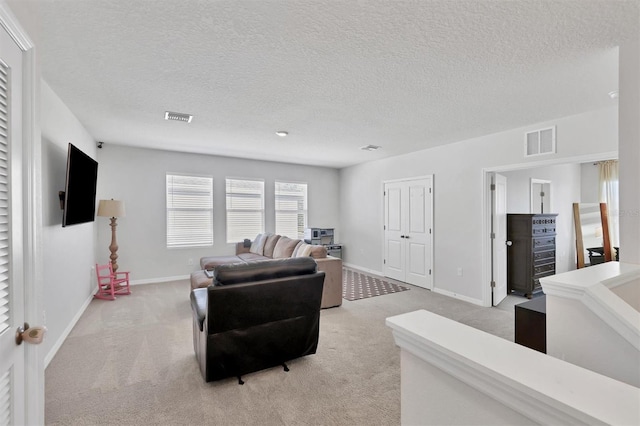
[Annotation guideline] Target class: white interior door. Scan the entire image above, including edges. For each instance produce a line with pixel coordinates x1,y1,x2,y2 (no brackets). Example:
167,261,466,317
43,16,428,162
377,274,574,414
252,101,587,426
405,180,431,288
492,173,508,306
0,20,26,426
384,183,405,281
384,177,433,289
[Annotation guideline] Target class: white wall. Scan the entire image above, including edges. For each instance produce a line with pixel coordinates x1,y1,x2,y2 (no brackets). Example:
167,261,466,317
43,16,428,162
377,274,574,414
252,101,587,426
96,145,340,282
547,295,640,387
543,262,640,388
580,162,600,203
501,163,581,274
340,106,618,304
41,81,98,364
619,40,640,263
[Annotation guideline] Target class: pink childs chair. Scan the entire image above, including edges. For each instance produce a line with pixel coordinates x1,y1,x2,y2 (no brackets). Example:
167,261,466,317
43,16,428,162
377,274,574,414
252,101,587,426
94,263,131,300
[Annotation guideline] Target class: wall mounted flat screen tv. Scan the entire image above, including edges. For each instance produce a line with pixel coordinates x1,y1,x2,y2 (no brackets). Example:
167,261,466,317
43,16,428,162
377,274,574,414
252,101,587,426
61,143,99,227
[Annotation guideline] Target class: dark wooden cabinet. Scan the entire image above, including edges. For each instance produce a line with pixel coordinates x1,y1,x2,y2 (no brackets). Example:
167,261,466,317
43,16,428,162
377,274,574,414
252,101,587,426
515,296,546,353
507,214,557,298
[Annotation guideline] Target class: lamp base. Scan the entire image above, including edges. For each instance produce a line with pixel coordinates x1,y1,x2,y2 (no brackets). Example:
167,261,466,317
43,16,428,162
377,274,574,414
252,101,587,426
108,217,119,273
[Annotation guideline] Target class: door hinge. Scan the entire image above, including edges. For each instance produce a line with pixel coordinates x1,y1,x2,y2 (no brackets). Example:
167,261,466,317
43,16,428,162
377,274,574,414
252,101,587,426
429,228,432,234
383,225,386,230
490,183,496,191
429,269,432,275
490,232,495,239
384,259,386,264
490,280,496,288
429,187,432,193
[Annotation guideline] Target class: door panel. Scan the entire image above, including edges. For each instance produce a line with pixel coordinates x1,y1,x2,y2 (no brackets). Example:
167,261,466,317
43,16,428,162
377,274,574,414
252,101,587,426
385,240,404,280
408,185,425,233
406,179,430,288
492,173,508,306
0,22,26,425
387,187,402,231
408,243,426,275
384,183,405,281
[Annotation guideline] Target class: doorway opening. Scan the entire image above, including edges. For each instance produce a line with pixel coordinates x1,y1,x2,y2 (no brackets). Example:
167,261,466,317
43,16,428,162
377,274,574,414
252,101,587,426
482,152,616,307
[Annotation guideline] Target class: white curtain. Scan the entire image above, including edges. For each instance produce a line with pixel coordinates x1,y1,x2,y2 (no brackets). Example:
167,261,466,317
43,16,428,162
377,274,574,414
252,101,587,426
598,160,619,251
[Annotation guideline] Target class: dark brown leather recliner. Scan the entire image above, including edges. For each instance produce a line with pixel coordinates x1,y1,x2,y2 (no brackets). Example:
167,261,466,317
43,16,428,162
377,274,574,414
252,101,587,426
190,257,325,383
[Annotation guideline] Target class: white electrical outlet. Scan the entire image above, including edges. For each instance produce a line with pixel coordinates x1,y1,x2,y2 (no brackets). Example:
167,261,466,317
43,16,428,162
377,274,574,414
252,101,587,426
457,267,463,277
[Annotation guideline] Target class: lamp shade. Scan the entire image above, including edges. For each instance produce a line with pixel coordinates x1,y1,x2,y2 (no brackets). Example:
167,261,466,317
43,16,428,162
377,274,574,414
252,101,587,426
97,199,126,218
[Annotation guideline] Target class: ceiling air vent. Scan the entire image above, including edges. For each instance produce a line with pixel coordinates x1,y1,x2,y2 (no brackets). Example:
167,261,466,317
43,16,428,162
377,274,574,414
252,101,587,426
360,144,381,151
524,126,555,157
164,111,193,123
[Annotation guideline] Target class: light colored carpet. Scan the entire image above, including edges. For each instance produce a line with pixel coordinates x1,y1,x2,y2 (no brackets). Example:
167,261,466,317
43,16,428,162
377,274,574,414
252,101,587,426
45,273,515,425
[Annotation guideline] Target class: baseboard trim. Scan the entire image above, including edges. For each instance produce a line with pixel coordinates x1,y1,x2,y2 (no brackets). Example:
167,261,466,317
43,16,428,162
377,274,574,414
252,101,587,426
130,275,189,285
432,287,485,306
44,290,95,368
342,262,384,277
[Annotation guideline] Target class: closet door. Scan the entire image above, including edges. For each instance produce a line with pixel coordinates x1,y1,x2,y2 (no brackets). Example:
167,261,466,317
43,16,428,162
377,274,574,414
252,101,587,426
384,182,405,282
384,177,432,289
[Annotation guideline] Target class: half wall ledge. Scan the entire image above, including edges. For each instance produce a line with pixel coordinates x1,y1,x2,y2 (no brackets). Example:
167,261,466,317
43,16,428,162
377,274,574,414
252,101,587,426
541,262,640,388
386,309,640,425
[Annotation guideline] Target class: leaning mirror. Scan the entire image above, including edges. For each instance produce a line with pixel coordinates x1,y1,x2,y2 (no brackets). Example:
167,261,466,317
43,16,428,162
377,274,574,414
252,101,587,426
572,202,612,268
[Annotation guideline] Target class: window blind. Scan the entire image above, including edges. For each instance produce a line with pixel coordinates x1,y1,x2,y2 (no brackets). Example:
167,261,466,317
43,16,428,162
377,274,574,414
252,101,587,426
275,181,307,239
226,178,264,243
166,174,213,248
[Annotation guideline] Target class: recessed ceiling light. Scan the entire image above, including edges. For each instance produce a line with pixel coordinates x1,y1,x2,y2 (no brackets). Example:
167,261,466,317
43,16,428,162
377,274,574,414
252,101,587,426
360,144,381,151
608,90,619,99
276,131,288,137
164,111,193,123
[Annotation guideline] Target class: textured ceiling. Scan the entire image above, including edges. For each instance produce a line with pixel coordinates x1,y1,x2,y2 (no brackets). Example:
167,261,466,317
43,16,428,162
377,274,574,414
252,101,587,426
24,0,638,168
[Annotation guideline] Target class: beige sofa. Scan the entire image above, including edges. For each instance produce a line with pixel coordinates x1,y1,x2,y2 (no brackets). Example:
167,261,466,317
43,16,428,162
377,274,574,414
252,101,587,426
193,233,343,309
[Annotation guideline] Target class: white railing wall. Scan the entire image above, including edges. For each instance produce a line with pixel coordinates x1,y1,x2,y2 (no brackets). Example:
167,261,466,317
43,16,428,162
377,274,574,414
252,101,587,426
386,309,640,426
541,262,640,387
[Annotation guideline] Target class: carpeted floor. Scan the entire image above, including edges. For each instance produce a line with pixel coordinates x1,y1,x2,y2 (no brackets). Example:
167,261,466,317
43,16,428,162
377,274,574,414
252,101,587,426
342,268,410,301
45,272,516,425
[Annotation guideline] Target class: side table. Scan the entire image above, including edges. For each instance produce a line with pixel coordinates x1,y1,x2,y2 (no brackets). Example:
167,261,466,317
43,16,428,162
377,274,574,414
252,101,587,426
514,295,546,353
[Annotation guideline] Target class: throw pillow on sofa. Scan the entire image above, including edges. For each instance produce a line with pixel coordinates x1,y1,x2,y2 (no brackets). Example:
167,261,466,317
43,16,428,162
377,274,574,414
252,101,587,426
294,242,312,258
273,236,301,258
250,233,268,255
263,234,281,258
294,242,328,259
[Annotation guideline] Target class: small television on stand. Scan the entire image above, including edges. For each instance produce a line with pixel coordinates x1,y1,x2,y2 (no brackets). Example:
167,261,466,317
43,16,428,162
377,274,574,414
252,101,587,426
60,143,99,227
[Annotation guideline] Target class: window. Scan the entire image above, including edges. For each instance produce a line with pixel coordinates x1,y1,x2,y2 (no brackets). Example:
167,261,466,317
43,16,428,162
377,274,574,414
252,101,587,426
275,181,307,239
226,178,265,242
166,174,213,248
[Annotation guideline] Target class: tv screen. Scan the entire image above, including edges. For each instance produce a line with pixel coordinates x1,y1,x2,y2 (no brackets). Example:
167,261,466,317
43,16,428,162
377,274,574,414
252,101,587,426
62,143,98,227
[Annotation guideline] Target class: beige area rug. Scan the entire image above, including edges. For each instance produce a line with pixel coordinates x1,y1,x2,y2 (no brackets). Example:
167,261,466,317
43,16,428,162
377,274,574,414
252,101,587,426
342,268,410,301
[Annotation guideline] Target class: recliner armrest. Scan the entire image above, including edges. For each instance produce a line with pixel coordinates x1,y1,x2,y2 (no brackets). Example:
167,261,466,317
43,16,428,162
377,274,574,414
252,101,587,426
190,288,207,331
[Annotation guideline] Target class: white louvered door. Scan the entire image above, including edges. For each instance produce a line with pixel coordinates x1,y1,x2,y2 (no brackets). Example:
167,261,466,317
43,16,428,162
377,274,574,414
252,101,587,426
0,20,26,426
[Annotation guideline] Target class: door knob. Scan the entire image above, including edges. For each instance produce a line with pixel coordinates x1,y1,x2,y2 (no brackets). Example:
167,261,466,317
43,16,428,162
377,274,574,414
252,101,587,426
506,240,513,247
405,235,410,239
16,323,46,345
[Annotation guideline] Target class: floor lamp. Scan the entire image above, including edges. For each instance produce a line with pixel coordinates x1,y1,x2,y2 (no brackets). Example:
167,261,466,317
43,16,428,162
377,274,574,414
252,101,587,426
97,199,126,273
